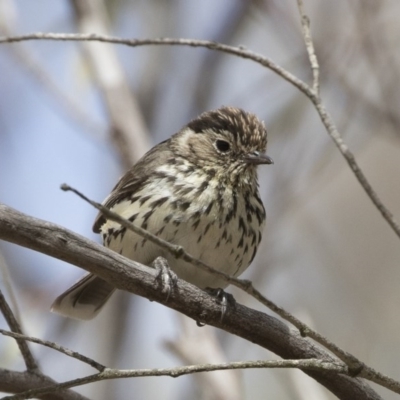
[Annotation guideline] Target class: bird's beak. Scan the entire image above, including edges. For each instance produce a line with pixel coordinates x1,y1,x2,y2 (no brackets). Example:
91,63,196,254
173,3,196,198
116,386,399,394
244,151,274,165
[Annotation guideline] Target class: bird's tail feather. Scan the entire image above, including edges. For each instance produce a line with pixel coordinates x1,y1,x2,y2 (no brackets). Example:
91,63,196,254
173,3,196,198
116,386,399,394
51,274,115,320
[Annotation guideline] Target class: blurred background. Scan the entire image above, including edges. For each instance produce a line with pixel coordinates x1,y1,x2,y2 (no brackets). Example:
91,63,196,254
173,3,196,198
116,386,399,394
1,0,400,399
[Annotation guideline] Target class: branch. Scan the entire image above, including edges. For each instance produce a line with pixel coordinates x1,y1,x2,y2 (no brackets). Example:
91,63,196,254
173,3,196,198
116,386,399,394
296,0,319,94
2,359,346,400
0,295,90,399
0,290,38,371
0,330,105,372
0,33,310,94
0,369,90,400
58,185,366,377
293,2,400,241
1,33,398,240
0,203,384,399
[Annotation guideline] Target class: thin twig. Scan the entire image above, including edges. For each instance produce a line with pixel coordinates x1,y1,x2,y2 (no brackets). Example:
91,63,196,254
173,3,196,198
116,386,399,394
0,33,311,95
2,358,347,400
294,1,400,239
296,0,319,94
0,290,38,371
0,330,105,372
0,33,399,241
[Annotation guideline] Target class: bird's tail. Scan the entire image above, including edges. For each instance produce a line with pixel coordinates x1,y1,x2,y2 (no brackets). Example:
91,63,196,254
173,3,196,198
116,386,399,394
51,274,115,320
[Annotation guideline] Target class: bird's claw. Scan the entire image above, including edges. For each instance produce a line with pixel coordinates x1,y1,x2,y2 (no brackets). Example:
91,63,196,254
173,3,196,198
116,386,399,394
205,287,236,322
153,256,177,301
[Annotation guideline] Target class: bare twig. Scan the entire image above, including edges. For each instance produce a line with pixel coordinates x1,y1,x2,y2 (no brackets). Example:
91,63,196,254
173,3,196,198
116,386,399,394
293,1,400,241
0,203,384,399
0,290,38,371
2,358,347,400
0,33,399,240
0,288,90,398
0,330,105,372
296,0,319,94
0,33,310,93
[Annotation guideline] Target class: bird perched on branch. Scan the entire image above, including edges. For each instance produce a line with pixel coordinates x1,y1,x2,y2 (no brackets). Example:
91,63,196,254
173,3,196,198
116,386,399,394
52,106,273,320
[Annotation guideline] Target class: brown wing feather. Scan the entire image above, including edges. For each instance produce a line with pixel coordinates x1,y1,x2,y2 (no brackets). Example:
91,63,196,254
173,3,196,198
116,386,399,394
92,139,172,233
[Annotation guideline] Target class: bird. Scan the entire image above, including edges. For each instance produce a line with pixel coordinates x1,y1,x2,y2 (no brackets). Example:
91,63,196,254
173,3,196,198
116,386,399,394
51,106,273,320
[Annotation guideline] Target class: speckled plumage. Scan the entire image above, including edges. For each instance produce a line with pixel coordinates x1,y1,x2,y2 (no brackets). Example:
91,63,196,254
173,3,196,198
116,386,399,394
52,107,272,320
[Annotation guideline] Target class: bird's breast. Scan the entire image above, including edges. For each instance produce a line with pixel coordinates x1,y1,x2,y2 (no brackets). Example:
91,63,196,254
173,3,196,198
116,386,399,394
101,163,265,288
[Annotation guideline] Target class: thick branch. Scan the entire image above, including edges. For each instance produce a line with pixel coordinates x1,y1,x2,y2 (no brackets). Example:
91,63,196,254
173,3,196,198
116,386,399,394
0,203,383,400
0,369,90,400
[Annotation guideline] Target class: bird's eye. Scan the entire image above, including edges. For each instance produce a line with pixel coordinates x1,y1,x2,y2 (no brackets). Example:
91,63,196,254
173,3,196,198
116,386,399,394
215,140,230,153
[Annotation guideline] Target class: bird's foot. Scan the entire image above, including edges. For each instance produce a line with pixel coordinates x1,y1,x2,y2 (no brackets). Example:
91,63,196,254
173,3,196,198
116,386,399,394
205,287,236,322
153,257,178,301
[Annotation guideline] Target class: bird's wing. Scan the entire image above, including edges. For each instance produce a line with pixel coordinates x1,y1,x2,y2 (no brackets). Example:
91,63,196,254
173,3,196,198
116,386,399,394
92,139,172,232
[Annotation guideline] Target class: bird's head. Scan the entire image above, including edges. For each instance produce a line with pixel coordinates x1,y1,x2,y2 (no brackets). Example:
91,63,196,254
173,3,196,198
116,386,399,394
171,107,273,185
